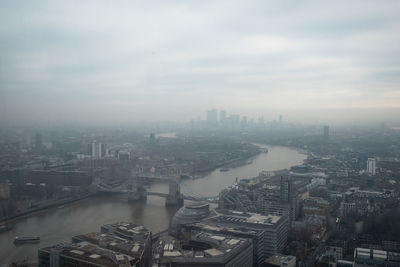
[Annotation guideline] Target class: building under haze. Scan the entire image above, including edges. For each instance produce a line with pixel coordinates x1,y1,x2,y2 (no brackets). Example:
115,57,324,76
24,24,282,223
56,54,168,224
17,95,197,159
207,109,218,126
366,158,376,176
324,125,330,138
88,141,107,159
220,110,227,125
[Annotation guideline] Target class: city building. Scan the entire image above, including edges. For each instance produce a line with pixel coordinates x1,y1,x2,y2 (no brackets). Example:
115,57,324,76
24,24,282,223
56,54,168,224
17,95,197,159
101,222,152,244
207,109,218,126
170,202,211,237
154,231,253,267
353,247,400,266
367,158,376,176
203,210,289,262
38,222,152,267
324,125,329,138
220,110,227,125
264,254,296,267
182,221,265,267
88,142,107,158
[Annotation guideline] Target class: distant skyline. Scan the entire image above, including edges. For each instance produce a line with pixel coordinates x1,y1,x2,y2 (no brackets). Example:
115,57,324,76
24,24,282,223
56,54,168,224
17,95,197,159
1,1,400,126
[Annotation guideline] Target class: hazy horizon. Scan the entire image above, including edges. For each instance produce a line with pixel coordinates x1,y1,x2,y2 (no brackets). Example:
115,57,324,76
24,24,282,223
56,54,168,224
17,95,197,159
1,1,400,126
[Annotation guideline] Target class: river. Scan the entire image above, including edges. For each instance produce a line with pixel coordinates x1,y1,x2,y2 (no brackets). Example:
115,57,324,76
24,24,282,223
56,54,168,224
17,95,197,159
0,145,306,264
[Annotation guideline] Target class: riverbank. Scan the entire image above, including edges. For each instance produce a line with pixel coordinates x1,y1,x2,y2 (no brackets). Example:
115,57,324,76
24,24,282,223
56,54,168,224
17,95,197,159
0,193,95,224
0,145,305,264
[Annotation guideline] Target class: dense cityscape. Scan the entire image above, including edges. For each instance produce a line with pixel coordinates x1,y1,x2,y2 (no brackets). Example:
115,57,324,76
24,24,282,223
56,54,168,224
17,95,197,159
2,1,400,266
1,110,400,266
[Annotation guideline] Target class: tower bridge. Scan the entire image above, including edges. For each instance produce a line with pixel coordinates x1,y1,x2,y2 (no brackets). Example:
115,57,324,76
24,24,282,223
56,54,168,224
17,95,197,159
94,172,185,206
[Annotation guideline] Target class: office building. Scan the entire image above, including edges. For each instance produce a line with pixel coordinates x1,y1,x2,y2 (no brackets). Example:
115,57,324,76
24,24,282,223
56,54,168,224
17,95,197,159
154,231,253,267
220,110,227,125
264,254,296,267
34,133,43,150
207,109,218,126
353,248,400,266
201,210,289,265
324,125,329,138
182,221,264,267
367,158,376,176
38,222,152,267
230,114,240,128
88,142,107,158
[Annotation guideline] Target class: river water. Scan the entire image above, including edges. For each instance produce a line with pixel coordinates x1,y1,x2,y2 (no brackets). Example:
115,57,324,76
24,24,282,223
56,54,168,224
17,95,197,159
0,145,306,264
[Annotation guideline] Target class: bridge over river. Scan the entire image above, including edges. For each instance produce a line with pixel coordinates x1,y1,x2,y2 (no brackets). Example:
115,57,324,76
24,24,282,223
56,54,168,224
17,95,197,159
94,173,217,206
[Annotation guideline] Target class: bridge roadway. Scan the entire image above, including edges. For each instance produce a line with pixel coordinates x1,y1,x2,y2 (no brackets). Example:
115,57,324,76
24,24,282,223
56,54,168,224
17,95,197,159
94,176,217,202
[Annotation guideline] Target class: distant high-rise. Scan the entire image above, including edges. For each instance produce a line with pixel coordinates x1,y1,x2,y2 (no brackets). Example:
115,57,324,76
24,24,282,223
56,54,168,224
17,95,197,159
230,114,240,128
241,116,248,128
149,133,157,144
34,133,43,150
220,110,227,125
367,158,376,175
279,115,283,123
258,116,265,126
206,109,218,126
324,125,330,138
88,141,107,158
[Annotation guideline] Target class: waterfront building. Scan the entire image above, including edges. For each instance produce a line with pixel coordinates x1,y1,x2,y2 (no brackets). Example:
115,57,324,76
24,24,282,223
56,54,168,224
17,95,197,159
366,158,376,176
154,231,253,267
38,222,152,267
170,202,211,237
101,222,152,244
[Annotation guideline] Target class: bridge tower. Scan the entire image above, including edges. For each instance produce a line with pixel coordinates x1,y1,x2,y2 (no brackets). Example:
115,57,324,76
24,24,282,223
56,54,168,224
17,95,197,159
165,176,183,206
128,171,147,202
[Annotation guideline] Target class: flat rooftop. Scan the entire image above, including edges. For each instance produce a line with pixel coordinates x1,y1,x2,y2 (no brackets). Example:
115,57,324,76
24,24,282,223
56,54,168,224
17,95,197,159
208,210,283,226
101,222,151,241
154,231,251,263
73,232,146,258
40,241,134,267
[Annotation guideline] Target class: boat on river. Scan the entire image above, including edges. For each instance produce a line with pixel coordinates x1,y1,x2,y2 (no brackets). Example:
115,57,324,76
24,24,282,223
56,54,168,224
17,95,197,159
14,236,40,245
220,168,230,172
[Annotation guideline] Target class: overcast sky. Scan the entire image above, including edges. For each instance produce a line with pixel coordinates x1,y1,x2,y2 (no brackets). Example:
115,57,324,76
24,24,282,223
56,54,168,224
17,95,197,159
1,0,400,125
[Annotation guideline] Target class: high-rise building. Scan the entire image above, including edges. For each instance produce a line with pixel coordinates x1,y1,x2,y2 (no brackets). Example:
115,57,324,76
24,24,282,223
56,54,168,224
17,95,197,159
280,176,296,223
149,133,157,144
206,109,218,126
220,110,227,125
324,125,330,138
201,210,289,262
279,115,283,124
230,114,240,128
258,117,265,126
34,133,43,150
242,116,248,128
88,142,107,158
367,158,376,176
